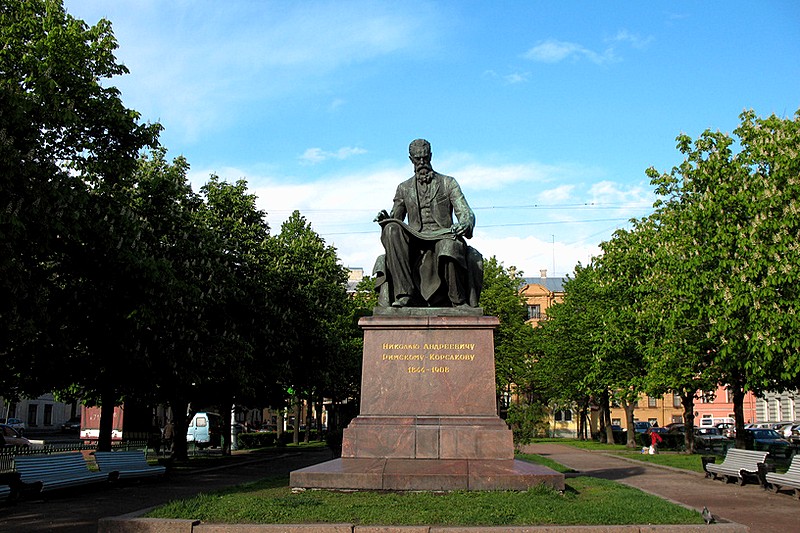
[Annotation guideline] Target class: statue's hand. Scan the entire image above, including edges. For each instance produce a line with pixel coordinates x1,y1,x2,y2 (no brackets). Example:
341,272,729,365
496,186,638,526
451,222,468,236
374,209,390,223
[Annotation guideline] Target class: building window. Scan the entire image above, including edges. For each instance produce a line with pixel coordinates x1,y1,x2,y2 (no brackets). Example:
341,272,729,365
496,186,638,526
44,404,53,426
726,389,734,404
673,393,682,408
648,396,657,408
612,418,622,427
27,404,38,427
672,415,683,424
554,409,572,422
648,418,658,426
527,304,541,320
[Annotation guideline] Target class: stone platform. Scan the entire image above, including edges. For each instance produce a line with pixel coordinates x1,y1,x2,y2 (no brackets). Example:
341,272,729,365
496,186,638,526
290,457,565,491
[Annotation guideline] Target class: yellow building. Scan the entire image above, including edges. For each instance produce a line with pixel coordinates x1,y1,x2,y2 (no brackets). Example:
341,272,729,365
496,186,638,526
520,270,565,327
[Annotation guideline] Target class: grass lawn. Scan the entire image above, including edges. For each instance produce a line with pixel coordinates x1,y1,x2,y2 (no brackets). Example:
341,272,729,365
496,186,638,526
525,437,623,451
145,468,704,526
525,437,711,473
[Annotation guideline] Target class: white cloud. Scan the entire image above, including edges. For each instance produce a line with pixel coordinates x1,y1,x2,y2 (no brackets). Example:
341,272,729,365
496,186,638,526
538,184,575,203
523,38,617,65
609,30,654,49
471,233,599,279
299,146,368,165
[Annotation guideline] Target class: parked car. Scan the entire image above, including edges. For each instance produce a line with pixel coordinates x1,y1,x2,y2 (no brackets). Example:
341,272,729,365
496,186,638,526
650,427,668,435
715,422,736,438
633,421,651,433
60,416,81,433
0,417,25,434
774,422,794,439
1,424,31,448
743,428,794,458
666,423,686,434
788,423,800,445
693,427,731,450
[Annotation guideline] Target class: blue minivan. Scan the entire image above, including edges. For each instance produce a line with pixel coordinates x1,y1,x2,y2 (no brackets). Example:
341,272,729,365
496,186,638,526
186,412,222,448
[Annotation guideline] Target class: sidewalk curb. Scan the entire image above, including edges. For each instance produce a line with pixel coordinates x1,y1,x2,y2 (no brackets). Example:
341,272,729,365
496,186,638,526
97,519,749,533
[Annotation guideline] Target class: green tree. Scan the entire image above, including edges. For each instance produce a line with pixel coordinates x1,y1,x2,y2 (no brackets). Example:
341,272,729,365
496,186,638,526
534,263,608,441
593,227,651,447
478,257,540,439
271,211,349,444
647,109,800,447
127,148,209,460
195,176,273,455
1,0,159,402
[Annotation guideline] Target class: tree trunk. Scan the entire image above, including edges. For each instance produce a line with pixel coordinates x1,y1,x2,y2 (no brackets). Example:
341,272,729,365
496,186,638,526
577,399,587,440
304,394,314,443
292,395,301,445
277,410,284,438
170,397,190,462
97,389,116,452
598,389,613,443
731,385,747,449
220,399,233,456
315,398,324,432
680,392,696,453
622,399,636,448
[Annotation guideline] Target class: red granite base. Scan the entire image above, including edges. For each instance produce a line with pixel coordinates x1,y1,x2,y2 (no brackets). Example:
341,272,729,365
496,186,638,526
342,415,513,460
290,458,565,492
290,314,565,492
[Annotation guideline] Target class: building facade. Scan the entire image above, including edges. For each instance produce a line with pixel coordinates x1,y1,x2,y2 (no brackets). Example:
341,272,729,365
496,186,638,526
1,394,79,433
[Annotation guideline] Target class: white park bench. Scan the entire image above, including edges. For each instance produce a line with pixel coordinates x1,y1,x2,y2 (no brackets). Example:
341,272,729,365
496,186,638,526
705,448,769,486
15,452,111,493
94,450,166,481
765,454,800,499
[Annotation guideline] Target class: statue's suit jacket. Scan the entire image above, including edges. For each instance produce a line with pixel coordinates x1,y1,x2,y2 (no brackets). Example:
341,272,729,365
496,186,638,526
389,172,475,239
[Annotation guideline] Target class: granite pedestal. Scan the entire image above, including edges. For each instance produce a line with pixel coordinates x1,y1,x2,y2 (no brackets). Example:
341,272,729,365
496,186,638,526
290,312,564,491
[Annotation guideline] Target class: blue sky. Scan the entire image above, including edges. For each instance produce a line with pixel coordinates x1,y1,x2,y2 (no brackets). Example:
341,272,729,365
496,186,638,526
64,1,800,278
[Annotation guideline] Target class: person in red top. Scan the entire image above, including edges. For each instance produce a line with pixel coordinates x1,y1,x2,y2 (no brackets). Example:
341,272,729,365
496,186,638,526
647,427,662,454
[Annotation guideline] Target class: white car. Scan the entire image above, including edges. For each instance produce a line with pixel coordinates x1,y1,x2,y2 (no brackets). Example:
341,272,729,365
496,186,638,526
1,417,25,434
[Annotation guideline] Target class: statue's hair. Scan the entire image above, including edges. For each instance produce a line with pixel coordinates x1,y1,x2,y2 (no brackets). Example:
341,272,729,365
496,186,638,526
409,139,431,157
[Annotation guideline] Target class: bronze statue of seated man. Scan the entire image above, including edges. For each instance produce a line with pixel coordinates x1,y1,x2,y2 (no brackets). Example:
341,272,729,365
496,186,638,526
374,139,482,308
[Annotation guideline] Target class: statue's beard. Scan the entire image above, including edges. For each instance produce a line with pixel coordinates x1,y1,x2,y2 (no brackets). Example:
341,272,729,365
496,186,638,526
416,165,433,183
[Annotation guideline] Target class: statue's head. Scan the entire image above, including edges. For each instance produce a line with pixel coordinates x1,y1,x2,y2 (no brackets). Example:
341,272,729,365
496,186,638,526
409,139,432,175
409,139,431,158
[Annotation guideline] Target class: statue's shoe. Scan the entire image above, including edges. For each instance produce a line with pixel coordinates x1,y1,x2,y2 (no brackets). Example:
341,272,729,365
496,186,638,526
391,296,411,308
